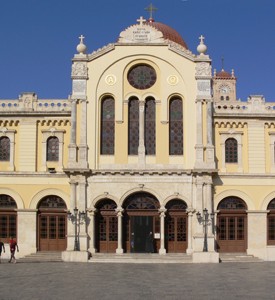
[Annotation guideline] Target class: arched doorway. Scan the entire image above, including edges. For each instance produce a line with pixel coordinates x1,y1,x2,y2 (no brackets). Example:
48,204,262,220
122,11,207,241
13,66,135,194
123,192,160,253
217,196,247,253
0,194,17,243
95,199,117,253
37,195,67,251
165,199,188,253
267,199,275,245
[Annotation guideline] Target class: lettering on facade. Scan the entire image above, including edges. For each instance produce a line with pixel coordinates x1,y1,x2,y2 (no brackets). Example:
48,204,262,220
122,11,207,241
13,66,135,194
132,27,151,42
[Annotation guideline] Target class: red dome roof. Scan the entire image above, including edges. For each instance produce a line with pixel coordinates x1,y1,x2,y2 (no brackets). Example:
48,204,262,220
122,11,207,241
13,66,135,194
146,21,188,49
216,69,232,78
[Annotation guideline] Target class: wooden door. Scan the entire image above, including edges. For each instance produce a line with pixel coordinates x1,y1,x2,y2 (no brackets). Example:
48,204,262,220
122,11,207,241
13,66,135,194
96,213,117,253
217,213,247,252
38,213,67,251
166,214,187,253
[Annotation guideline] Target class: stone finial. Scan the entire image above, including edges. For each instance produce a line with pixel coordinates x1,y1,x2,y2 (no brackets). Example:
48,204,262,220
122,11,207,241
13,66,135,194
197,35,207,55
76,34,87,54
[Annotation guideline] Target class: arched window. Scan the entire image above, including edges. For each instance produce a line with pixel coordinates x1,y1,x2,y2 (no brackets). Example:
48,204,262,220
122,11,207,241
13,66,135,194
220,96,224,101
145,97,155,155
0,194,17,242
225,138,238,163
267,199,275,245
128,97,139,155
217,196,247,210
226,96,230,101
169,97,183,155
0,136,10,161
100,97,115,155
46,137,59,161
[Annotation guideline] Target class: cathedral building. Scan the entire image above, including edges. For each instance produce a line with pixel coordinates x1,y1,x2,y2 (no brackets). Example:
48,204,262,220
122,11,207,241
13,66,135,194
1,13,275,263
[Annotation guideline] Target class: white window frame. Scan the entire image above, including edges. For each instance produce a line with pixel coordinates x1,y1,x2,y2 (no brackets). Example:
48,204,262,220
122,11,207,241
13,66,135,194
0,127,15,171
41,127,65,172
220,130,243,172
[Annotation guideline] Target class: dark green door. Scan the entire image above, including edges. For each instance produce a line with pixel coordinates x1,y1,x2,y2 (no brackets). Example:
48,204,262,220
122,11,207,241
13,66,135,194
130,216,153,253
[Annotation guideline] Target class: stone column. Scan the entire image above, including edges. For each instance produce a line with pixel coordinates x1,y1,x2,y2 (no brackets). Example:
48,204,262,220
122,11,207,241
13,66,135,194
116,207,124,254
68,99,77,167
88,207,97,254
78,99,88,169
78,176,88,251
159,207,167,255
186,210,194,254
138,100,145,167
195,99,204,168
67,178,77,251
16,209,37,257
206,100,215,167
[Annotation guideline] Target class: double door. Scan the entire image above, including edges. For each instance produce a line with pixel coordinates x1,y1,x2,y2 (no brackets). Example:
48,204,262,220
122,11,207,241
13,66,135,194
38,213,67,251
217,213,247,252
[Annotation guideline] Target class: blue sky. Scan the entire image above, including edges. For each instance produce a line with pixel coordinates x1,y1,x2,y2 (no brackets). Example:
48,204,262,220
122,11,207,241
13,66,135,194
0,0,274,101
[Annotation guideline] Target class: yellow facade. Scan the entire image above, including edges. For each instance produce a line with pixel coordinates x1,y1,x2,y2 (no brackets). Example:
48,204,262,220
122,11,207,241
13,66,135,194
1,17,275,262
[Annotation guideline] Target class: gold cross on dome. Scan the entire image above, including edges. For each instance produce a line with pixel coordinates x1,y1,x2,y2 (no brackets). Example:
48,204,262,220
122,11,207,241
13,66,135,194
137,16,146,25
145,3,158,20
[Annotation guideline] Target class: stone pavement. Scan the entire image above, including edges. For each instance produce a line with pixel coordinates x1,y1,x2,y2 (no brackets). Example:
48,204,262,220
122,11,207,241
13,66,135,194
0,260,275,300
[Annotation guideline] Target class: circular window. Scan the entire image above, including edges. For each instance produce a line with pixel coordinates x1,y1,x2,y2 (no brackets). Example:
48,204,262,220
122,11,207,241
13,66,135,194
127,65,156,90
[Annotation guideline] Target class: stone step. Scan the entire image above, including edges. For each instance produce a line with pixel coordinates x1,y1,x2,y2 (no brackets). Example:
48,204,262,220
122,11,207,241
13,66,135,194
219,253,264,263
19,252,63,263
89,253,193,264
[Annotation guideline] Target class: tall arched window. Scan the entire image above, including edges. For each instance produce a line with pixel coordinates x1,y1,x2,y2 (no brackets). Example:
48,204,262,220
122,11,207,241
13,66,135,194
128,97,139,155
267,199,275,245
169,97,183,155
100,97,115,155
0,136,10,161
46,137,59,161
225,138,238,163
145,97,155,155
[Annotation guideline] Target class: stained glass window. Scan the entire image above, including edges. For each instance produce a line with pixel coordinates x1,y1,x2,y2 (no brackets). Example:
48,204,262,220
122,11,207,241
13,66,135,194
127,65,156,90
145,97,155,155
169,98,183,155
46,137,59,161
225,138,238,163
0,137,10,161
101,97,115,155
128,97,139,155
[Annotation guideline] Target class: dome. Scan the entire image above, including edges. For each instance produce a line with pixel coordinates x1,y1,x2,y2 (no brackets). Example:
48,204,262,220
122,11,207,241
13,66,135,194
215,69,232,78
146,21,188,49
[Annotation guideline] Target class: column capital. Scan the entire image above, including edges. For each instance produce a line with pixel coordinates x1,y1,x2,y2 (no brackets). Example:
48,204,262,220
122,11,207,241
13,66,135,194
115,207,124,216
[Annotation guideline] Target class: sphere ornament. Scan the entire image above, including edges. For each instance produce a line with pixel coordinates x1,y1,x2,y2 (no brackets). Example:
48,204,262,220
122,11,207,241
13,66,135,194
77,34,87,54
197,35,207,55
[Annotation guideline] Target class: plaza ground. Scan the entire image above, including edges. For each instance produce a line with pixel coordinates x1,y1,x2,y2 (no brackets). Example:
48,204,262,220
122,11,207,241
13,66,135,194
0,261,275,300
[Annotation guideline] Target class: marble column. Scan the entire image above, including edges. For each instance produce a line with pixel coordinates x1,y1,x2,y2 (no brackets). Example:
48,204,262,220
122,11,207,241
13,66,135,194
116,207,124,254
195,99,204,167
68,99,77,166
78,99,88,169
186,210,194,254
88,207,97,254
159,207,167,255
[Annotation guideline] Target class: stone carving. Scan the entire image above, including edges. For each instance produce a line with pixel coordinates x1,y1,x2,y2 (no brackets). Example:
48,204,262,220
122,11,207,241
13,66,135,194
71,62,88,77
195,62,211,76
167,75,179,86
105,75,117,86
73,80,86,95
118,24,163,44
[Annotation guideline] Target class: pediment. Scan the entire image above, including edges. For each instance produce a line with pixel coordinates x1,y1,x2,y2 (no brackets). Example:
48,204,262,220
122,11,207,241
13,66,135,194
118,24,164,44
